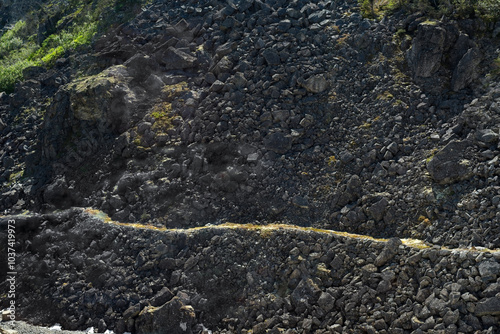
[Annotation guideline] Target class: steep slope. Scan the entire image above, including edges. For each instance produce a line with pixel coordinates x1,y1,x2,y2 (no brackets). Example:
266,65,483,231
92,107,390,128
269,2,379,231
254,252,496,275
1,209,500,333
2,0,499,247
1,0,500,332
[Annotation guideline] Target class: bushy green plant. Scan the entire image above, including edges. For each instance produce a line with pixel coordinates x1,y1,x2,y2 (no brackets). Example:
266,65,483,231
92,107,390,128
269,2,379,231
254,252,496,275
402,0,500,21
30,17,98,65
0,20,38,93
0,60,34,93
0,0,150,93
476,0,500,22
359,0,406,19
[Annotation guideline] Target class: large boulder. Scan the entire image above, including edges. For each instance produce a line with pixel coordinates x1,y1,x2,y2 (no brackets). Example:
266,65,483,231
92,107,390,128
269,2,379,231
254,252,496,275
407,22,447,78
66,65,137,133
135,297,196,334
160,47,198,70
426,140,473,184
451,47,481,91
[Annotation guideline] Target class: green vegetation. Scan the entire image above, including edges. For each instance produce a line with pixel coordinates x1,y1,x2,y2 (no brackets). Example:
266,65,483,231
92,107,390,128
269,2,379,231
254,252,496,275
359,0,500,22
151,102,175,132
0,20,37,93
0,0,148,93
359,0,406,18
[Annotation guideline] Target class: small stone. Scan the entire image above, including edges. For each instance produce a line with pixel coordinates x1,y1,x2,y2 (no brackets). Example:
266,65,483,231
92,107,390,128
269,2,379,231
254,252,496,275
247,153,259,162
264,132,292,154
387,142,398,154
301,74,328,93
277,19,292,32
262,49,281,65
150,287,175,307
443,310,460,325
209,80,225,92
318,292,335,312
299,114,314,128
430,133,440,141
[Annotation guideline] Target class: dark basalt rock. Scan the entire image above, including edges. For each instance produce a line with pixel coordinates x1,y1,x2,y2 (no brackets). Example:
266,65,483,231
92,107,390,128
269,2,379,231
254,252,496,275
427,140,473,185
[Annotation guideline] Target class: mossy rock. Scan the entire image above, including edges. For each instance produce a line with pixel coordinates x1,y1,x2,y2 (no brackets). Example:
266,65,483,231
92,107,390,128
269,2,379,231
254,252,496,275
66,67,125,121
64,65,136,135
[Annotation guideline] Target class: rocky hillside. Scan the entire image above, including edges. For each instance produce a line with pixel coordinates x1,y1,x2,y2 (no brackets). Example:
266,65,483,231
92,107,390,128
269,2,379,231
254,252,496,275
2,208,500,334
1,0,500,332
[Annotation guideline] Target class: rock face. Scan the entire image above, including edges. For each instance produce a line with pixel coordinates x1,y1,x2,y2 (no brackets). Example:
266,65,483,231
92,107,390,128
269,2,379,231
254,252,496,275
0,0,499,249
427,140,473,184
407,23,447,78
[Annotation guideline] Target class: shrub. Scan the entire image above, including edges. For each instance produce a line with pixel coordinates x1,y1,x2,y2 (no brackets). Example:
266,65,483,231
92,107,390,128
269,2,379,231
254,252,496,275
360,0,406,19
0,59,34,93
0,0,149,93
476,0,500,22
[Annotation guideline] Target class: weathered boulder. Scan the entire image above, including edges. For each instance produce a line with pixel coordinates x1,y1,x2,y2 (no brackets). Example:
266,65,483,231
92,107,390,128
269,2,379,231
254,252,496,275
160,47,197,70
135,297,196,334
290,278,321,308
476,129,499,144
426,140,472,184
66,66,136,133
366,197,388,222
478,261,500,280
210,56,234,78
451,48,481,91
407,22,447,78
374,237,402,267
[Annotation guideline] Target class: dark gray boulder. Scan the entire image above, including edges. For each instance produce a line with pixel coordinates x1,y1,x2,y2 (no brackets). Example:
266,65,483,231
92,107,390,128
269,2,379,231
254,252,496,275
475,297,500,316
426,140,473,184
160,47,197,70
407,23,447,78
451,48,481,91
262,49,281,65
374,237,402,267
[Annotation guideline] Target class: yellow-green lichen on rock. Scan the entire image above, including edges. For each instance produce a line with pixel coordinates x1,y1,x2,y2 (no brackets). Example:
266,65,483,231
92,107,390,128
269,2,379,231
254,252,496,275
66,65,131,121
